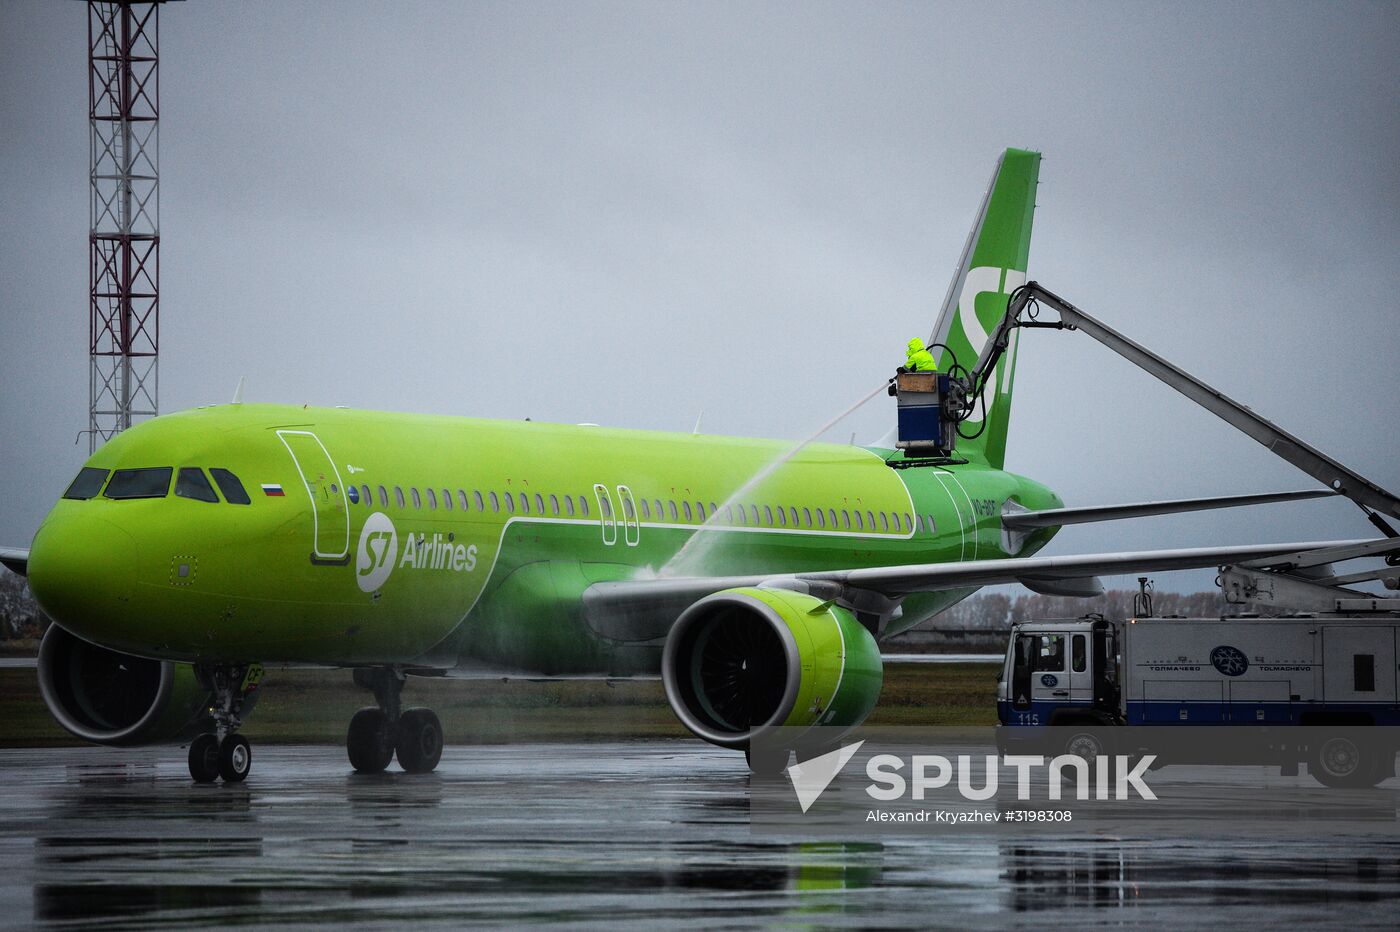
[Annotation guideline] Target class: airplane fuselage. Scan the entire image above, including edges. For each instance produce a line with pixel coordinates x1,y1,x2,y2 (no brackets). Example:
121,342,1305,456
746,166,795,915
26,403,1062,675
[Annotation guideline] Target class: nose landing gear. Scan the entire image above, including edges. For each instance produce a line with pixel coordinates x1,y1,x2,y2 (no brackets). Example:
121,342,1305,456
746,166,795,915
348,667,444,775
187,663,262,783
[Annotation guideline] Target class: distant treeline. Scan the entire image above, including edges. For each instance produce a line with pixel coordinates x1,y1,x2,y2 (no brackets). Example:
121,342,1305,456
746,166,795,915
0,569,45,641
925,589,1229,630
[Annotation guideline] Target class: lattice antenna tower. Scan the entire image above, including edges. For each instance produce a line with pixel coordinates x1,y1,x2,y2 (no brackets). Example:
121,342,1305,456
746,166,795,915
87,1,164,451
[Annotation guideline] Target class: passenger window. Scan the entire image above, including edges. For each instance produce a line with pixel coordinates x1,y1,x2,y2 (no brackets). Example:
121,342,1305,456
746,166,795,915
519,492,530,514
362,485,372,508
682,501,692,521
550,494,561,516
763,505,773,526
866,510,875,531
564,495,575,516
854,511,864,530
668,501,679,521
412,488,422,509
903,513,912,532
709,502,718,516
458,490,469,511
695,502,705,521
378,486,389,508
735,505,746,526
475,491,485,511
443,489,453,510
394,487,405,508
653,499,663,520
841,510,851,529
623,497,636,520
488,491,499,512
535,493,545,515
1033,635,1067,672
426,488,437,510
749,504,760,525
787,507,797,527
926,514,937,534
104,467,173,500
640,498,650,519
723,505,734,524
62,467,109,500
346,484,360,505
175,467,219,503
504,493,515,513
828,509,837,528
879,512,889,531
802,507,812,527
600,496,613,519
1072,635,1087,673
776,507,786,527
580,496,590,517
210,469,251,505
815,508,825,528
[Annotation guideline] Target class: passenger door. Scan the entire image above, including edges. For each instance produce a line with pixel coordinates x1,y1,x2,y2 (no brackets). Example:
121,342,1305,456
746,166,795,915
277,430,349,563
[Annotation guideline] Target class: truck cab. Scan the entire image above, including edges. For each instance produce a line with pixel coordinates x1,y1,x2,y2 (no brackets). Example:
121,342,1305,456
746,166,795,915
997,617,1121,727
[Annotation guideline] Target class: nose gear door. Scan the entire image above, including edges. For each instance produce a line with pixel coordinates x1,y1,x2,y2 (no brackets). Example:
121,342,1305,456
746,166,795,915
277,430,350,563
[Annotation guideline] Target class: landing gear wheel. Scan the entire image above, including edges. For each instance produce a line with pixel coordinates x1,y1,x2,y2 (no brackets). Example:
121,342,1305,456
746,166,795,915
347,707,396,774
745,744,789,777
396,708,443,774
188,733,220,783
218,734,252,783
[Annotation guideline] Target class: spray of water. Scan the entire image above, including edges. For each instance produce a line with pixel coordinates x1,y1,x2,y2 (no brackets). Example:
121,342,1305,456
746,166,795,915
657,378,893,577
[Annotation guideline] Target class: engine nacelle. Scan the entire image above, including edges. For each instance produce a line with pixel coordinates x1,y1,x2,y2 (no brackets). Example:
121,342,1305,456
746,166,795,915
37,624,215,746
662,587,883,749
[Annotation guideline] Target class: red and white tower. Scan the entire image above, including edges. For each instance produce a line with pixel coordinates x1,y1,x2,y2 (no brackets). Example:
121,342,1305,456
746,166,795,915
87,1,163,450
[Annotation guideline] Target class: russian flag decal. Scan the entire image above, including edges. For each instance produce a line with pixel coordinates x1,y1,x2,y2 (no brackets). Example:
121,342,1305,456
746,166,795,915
261,483,285,497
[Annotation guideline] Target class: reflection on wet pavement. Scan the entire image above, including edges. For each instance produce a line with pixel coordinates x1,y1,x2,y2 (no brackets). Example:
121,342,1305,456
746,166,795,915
1,743,1398,927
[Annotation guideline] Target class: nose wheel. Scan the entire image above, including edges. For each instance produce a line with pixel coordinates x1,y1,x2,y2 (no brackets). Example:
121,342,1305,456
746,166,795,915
187,663,261,783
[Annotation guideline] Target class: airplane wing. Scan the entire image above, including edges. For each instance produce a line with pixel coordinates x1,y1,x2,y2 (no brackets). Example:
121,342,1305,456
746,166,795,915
581,538,1377,641
0,548,28,576
1001,488,1337,530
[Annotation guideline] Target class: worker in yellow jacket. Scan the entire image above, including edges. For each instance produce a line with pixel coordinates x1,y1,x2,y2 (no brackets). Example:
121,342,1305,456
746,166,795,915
905,338,937,372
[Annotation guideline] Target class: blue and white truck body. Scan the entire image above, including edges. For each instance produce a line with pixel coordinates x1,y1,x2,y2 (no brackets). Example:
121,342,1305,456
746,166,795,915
996,615,1400,786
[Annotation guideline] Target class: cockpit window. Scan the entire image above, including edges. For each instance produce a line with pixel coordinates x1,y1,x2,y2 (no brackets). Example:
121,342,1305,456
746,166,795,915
62,467,109,500
209,468,251,505
175,467,219,503
104,467,173,500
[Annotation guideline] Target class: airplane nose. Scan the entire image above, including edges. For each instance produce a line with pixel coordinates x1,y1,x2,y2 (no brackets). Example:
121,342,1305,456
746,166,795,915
27,515,138,639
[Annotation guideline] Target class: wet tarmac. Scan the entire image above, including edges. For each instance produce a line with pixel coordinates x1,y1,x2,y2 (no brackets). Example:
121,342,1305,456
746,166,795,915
2,742,1399,928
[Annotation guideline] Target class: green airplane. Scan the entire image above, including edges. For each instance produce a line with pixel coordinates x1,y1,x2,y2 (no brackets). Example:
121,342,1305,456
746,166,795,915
0,149,1345,783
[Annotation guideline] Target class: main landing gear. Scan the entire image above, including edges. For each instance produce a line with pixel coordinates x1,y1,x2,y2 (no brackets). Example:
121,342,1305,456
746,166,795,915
347,667,443,775
188,663,263,783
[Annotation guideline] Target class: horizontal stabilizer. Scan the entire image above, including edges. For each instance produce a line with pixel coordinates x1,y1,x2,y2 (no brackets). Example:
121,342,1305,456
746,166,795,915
0,547,28,577
1002,489,1337,530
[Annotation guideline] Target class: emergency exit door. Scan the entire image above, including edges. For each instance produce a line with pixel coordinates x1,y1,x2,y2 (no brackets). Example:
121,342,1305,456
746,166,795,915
278,430,349,562
593,484,618,546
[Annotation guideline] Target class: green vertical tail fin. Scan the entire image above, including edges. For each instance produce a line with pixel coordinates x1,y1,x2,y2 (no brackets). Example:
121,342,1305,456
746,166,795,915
928,148,1041,470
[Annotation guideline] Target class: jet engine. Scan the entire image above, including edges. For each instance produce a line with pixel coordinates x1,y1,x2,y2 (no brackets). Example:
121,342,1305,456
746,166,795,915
662,587,883,749
37,624,215,746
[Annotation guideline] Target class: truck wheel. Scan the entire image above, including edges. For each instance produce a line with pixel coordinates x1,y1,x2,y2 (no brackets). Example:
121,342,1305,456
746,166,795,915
1311,735,1381,789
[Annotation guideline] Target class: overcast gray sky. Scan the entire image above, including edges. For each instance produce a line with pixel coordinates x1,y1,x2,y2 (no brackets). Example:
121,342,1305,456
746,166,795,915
2,1,1397,591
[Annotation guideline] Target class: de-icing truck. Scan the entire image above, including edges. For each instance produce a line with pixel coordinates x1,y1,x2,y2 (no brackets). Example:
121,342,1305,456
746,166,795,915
995,613,1400,787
